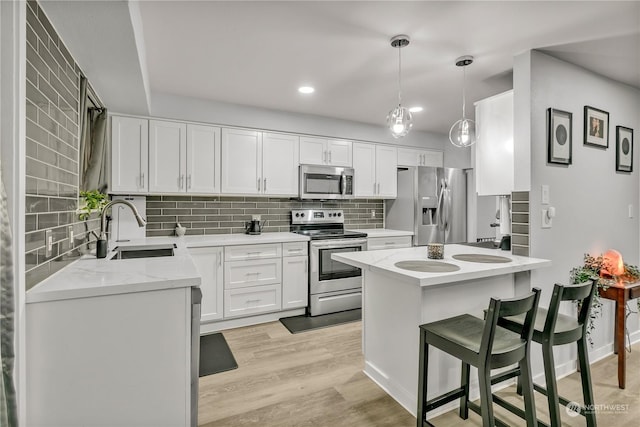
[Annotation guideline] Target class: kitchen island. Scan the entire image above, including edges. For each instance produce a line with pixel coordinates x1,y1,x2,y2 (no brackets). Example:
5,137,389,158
332,244,551,417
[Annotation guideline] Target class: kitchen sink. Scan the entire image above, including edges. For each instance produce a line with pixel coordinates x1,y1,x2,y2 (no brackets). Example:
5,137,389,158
110,243,176,260
394,260,460,273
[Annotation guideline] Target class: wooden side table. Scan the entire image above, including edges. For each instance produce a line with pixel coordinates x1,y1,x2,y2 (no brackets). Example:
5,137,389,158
597,280,640,389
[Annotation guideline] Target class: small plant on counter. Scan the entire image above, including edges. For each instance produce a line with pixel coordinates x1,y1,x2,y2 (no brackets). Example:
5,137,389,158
570,252,640,347
78,190,108,220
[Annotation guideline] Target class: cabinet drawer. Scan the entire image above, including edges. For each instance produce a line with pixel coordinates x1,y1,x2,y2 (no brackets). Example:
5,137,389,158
224,258,282,289
282,241,308,257
367,236,412,250
224,243,281,261
224,285,282,318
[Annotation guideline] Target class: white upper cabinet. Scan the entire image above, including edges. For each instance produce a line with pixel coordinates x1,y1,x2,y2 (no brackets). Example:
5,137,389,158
149,120,187,193
221,128,262,194
262,132,299,196
353,143,397,199
111,116,149,193
186,124,221,194
375,145,398,198
474,90,514,196
299,136,352,167
221,129,299,196
148,120,221,194
397,147,443,167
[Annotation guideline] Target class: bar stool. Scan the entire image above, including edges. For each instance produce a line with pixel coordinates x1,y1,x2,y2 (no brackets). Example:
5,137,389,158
417,288,541,427
493,281,597,427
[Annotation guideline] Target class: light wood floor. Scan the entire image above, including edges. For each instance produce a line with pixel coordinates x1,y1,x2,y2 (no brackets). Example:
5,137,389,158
198,320,639,426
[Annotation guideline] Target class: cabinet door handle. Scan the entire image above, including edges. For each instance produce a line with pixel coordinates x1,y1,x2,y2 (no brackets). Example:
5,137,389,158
140,173,145,188
263,178,267,192
257,178,261,191
377,183,380,194
323,150,327,163
187,174,192,189
328,151,332,163
179,174,185,189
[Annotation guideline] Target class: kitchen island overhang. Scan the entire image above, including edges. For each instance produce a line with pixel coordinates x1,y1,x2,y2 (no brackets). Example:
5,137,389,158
332,244,551,418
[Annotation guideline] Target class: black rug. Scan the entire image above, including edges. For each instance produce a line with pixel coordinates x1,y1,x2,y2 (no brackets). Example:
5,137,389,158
279,309,361,334
199,332,238,377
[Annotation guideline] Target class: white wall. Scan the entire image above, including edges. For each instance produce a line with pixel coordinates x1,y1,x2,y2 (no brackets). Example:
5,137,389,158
515,50,640,374
148,92,472,169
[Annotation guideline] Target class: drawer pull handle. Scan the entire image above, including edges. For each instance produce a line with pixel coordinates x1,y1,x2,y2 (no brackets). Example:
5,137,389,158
245,272,261,275
246,299,261,304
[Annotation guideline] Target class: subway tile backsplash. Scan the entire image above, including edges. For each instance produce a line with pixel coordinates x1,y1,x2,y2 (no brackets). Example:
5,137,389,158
24,1,99,290
145,196,384,237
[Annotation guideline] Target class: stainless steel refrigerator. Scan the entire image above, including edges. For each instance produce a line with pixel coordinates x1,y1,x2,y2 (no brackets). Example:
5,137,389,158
385,167,467,246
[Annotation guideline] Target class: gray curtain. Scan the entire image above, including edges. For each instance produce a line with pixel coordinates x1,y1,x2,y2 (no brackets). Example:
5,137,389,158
79,77,109,192
0,176,17,426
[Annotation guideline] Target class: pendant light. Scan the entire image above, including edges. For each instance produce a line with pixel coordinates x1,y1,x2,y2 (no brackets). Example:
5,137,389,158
387,35,412,138
449,55,476,148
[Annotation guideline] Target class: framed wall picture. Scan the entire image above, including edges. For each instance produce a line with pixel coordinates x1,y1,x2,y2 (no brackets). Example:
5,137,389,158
547,108,572,165
616,126,633,172
584,106,609,148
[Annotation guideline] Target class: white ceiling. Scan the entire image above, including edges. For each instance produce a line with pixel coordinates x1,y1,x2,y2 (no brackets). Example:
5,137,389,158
42,1,640,135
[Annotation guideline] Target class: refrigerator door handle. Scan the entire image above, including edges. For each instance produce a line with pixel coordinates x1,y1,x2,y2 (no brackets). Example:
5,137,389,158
435,181,445,230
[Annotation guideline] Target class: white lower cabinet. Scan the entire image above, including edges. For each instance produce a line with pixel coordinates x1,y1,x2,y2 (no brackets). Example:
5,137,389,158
367,236,412,250
27,287,193,425
193,241,309,322
224,284,282,318
282,242,308,309
188,247,223,322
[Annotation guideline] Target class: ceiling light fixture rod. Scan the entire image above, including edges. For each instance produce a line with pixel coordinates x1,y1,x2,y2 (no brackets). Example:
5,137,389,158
449,55,476,148
387,35,412,138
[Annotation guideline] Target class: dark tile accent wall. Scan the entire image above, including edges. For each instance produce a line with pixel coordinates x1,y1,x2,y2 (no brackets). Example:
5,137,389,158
145,196,384,237
511,191,529,256
25,1,100,290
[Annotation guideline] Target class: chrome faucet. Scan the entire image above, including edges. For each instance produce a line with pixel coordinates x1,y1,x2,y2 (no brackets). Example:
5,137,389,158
96,199,146,258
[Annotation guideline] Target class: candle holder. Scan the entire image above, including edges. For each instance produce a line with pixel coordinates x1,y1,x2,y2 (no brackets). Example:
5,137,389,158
427,243,444,260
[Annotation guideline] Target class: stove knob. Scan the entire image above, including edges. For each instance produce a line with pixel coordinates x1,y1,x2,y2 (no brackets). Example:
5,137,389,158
295,213,300,217
337,212,342,217
301,212,305,217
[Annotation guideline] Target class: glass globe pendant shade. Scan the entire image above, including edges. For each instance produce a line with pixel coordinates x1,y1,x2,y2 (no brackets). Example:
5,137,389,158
387,105,413,138
449,118,476,147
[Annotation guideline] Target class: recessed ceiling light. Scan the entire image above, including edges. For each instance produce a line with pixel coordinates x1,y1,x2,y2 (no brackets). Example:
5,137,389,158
298,86,315,94
409,106,424,113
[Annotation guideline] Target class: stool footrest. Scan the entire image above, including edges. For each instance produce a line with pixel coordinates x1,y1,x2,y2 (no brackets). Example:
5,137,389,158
425,388,465,412
491,367,520,386
532,383,588,417
467,401,511,427
493,393,549,427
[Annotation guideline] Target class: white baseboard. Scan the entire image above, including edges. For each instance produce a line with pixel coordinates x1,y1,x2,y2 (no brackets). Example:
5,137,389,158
199,308,305,334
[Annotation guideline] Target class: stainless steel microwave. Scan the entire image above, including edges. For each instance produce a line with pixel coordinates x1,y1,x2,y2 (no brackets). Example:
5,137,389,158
299,164,355,200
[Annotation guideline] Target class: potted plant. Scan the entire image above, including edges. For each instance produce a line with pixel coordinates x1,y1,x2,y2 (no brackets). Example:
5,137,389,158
78,190,108,220
570,252,640,346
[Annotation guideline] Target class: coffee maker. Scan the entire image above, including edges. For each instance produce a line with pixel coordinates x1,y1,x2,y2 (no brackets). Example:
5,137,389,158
246,215,264,235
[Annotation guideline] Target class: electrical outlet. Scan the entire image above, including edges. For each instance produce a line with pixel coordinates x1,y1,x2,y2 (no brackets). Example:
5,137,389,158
68,226,74,249
45,229,53,257
371,209,376,218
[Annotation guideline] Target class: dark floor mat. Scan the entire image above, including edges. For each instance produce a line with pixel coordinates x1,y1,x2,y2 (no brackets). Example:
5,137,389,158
279,309,361,334
199,332,238,377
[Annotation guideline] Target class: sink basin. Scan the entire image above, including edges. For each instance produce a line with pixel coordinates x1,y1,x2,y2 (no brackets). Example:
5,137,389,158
110,243,176,260
394,260,460,273
452,254,511,263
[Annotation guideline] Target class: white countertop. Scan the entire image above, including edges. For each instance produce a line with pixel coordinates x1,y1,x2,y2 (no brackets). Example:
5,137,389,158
332,244,551,287
350,228,414,238
27,232,309,304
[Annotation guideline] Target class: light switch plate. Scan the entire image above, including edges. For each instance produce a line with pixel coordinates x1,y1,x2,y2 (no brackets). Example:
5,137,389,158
45,229,53,257
541,185,550,204
541,209,552,228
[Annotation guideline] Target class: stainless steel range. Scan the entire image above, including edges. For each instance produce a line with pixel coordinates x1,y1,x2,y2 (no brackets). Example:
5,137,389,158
290,209,367,316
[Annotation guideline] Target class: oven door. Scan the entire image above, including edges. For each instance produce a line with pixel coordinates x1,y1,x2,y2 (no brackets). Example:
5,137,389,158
299,165,355,200
309,238,367,294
